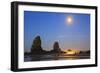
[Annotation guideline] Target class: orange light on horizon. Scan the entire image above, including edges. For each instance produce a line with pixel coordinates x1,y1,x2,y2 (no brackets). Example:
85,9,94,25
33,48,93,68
64,49,80,55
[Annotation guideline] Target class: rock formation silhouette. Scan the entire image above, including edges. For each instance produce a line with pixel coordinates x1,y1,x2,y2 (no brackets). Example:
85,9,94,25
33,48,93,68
31,36,44,54
30,36,64,55
51,41,63,53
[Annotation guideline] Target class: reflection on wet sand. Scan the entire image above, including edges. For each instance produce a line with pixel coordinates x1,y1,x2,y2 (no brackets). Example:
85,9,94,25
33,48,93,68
24,53,90,62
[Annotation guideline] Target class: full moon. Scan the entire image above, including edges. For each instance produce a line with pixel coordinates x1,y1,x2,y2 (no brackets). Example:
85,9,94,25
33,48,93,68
66,16,73,25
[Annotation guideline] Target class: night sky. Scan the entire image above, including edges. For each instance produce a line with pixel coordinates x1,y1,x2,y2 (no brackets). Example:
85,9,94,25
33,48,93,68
24,11,90,52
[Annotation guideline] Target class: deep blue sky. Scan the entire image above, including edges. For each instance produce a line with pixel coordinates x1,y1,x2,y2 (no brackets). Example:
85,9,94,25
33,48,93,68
24,11,90,52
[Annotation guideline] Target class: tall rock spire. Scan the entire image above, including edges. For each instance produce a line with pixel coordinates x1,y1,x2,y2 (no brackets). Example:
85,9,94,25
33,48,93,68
31,36,43,54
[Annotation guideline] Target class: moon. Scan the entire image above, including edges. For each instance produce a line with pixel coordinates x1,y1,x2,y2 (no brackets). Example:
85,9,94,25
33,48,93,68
66,16,73,25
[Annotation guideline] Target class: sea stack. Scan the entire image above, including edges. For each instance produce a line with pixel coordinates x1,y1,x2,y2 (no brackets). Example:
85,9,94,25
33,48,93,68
31,36,44,54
